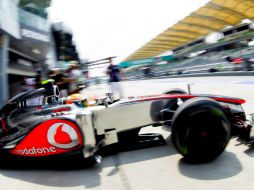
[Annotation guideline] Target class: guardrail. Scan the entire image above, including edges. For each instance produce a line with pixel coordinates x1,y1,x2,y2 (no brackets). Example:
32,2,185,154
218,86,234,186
152,62,236,75
125,61,251,80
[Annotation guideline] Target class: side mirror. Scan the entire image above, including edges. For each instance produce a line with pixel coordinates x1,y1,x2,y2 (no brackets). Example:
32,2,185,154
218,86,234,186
95,97,109,108
105,93,114,103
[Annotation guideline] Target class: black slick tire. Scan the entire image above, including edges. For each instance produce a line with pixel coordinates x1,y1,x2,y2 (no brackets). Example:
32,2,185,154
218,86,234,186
171,97,231,163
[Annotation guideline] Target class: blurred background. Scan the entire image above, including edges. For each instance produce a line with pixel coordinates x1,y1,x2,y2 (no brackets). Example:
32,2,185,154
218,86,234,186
1,0,254,106
2,1,254,190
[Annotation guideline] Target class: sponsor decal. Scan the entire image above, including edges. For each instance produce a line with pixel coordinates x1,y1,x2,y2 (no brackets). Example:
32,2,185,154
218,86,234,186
52,107,71,113
15,147,56,155
47,123,79,149
10,119,82,157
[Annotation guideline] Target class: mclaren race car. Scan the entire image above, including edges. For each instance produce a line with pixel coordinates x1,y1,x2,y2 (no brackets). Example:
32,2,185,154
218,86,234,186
0,80,253,165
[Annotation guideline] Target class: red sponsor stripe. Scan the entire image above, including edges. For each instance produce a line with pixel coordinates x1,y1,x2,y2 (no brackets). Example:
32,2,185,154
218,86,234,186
125,94,245,104
212,97,245,104
1,118,8,132
52,107,71,113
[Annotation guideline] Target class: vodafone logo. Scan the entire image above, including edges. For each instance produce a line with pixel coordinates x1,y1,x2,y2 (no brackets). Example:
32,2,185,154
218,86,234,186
10,119,82,157
47,123,79,149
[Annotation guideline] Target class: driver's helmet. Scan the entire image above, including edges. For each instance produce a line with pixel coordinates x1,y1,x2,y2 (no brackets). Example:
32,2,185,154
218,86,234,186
66,94,88,108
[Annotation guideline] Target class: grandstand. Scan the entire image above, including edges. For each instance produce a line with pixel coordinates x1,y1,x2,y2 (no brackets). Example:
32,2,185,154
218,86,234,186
173,23,254,58
123,22,254,78
122,0,254,78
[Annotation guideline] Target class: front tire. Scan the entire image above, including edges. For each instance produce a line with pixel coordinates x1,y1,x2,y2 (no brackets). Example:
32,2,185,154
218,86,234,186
171,97,231,163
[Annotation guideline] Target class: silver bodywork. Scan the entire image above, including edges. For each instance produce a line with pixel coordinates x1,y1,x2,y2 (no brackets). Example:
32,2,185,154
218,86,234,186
71,98,167,158
93,100,157,135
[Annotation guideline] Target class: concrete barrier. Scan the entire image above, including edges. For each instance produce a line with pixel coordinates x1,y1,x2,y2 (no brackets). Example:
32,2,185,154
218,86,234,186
126,71,254,81
159,71,254,78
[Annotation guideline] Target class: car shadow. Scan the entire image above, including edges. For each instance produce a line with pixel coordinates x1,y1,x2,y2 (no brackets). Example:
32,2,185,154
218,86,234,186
243,146,254,157
113,135,177,165
0,155,104,188
0,135,176,188
0,135,241,187
178,151,242,180
103,135,178,177
0,154,112,189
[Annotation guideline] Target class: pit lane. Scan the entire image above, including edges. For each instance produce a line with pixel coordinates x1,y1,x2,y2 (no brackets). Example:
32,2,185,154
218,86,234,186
1,76,254,190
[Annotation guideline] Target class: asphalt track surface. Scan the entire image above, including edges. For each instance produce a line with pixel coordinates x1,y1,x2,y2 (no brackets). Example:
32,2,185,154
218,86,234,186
1,76,254,190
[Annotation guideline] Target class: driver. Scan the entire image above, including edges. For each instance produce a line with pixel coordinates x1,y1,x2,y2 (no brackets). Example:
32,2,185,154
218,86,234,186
65,94,89,108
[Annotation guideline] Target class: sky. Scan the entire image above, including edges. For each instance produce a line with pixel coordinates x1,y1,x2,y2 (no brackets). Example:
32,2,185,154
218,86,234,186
48,0,210,76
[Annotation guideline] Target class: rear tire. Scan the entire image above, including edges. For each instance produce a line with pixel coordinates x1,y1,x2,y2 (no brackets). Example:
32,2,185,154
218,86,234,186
163,88,186,95
171,97,231,163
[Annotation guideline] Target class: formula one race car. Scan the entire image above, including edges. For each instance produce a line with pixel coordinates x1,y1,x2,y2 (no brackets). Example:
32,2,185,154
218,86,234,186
0,80,253,165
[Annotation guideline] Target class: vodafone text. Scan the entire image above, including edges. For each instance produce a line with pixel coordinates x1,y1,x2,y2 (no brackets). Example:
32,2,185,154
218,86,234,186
16,147,56,155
